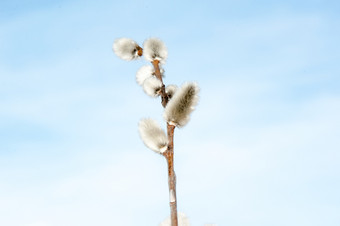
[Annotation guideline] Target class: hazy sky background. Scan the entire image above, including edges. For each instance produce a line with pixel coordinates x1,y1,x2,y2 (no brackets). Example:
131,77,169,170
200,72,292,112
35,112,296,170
1,0,340,225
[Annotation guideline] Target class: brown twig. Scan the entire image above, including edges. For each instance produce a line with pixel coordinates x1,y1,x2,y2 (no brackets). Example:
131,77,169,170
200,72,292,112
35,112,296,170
152,60,168,108
151,59,178,226
165,123,178,226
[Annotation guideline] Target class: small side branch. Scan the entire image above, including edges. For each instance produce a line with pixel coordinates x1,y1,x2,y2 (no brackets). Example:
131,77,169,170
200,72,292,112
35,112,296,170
152,60,168,107
136,46,143,56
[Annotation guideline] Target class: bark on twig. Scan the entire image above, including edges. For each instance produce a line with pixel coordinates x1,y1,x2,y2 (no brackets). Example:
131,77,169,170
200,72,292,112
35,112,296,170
152,59,178,226
152,60,168,108
165,123,178,226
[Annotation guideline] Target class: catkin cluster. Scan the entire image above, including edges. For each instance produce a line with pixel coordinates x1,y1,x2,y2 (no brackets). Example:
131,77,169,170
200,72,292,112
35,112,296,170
113,37,200,154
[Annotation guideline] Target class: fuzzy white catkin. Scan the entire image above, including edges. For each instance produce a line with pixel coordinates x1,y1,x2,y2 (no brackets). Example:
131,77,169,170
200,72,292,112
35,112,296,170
165,84,178,98
136,65,154,86
143,77,163,97
163,82,199,127
113,38,140,61
159,212,190,226
143,38,168,64
138,118,168,153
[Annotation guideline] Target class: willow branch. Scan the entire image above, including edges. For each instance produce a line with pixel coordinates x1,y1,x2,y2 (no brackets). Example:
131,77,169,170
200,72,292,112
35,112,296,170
151,59,178,226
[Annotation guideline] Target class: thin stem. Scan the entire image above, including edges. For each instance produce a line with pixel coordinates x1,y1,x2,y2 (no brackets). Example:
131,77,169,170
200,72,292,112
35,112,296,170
151,59,178,226
165,123,178,226
152,60,168,107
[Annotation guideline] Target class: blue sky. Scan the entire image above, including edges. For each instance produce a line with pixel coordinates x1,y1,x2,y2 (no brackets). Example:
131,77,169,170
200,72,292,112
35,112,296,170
1,0,340,225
